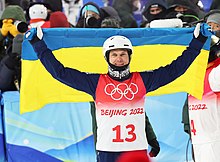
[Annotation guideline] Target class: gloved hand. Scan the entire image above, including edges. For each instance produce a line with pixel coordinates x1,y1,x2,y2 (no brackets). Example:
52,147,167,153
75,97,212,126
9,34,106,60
148,138,160,157
26,25,43,45
194,23,213,38
9,24,21,37
1,19,13,36
1,19,21,37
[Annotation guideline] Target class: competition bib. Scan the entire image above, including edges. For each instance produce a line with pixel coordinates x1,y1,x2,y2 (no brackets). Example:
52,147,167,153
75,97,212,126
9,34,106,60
95,73,148,151
189,60,220,144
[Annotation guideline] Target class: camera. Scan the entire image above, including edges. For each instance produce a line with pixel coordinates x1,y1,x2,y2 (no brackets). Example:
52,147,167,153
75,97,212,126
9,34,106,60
13,21,28,33
85,14,100,27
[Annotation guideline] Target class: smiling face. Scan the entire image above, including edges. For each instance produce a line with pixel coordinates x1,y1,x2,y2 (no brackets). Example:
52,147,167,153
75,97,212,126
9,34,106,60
109,49,129,67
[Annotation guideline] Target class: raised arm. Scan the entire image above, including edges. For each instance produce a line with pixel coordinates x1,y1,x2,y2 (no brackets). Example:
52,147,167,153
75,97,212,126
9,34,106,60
27,26,99,97
141,23,212,92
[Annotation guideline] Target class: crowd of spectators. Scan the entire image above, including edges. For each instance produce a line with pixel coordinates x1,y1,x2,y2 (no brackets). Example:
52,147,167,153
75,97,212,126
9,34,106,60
1,0,219,28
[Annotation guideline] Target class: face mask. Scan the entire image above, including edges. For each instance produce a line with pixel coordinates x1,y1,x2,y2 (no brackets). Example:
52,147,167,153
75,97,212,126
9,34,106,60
144,10,166,22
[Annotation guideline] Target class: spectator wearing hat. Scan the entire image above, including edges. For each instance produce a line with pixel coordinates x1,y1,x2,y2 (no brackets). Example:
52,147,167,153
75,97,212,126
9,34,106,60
205,10,220,62
206,11,220,37
26,2,51,28
101,6,121,23
166,0,203,27
140,0,168,27
49,11,71,28
112,0,139,28
0,5,27,91
100,6,121,28
75,1,104,28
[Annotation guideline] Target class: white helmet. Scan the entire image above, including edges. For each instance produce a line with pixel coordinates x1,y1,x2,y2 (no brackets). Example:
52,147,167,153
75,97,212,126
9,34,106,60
103,35,133,56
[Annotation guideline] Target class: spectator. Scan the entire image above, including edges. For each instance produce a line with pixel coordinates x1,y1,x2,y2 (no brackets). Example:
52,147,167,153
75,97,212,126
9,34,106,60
166,0,202,27
140,0,168,27
183,10,220,162
26,2,51,28
28,22,211,162
0,5,27,91
112,0,139,28
75,1,104,28
101,6,121,23
49,11,71,28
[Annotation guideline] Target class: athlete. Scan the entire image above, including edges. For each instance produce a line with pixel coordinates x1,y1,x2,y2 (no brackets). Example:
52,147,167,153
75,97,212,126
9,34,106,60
187,10,220,162
27,23,211,162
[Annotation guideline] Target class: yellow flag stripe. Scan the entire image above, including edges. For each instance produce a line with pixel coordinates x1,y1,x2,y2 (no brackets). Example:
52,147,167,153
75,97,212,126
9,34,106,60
20,45,208,114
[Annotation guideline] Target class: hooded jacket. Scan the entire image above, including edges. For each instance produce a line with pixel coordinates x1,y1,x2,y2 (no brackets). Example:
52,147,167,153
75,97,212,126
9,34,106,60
142,0,168,18
0,6,25,91
112,0,138,28
75,2,104,28
166,0,200,26
0,5,26,59
141,0,168,27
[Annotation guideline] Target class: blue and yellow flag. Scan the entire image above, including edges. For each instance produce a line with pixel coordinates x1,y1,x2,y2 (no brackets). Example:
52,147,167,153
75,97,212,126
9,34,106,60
20,28,210,114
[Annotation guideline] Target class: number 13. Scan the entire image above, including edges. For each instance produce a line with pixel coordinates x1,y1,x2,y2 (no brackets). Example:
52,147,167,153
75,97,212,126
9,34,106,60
112,124,137,142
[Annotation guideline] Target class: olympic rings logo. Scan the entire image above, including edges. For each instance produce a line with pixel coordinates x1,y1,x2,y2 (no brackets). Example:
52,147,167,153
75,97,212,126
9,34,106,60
104,83,138,101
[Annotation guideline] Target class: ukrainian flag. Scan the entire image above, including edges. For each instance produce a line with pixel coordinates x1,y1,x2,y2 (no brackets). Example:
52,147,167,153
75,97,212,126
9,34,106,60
20,28,210,114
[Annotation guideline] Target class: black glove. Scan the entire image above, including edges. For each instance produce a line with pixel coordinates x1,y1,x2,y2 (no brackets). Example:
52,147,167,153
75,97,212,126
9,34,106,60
148,138,160,157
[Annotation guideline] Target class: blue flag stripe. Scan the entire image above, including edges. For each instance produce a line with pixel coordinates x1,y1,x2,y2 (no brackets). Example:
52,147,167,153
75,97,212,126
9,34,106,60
22,28,210,60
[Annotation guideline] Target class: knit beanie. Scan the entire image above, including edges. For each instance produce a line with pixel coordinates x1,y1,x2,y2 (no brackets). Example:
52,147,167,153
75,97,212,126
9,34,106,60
82,5,100,15
1,5,26,22
50,11,70,28
207,13,220,25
